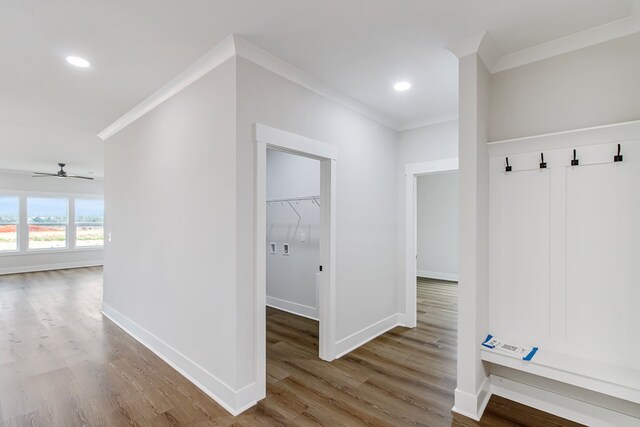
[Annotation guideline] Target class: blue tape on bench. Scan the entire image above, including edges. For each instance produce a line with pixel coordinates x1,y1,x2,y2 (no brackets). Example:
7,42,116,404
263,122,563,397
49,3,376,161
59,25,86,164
523,347,538,361
481,334,495,349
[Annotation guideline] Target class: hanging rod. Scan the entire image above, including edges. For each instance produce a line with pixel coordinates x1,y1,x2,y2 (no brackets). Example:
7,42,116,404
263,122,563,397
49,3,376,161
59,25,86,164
266,196,320,221
266,195,320,205
266,195,320,203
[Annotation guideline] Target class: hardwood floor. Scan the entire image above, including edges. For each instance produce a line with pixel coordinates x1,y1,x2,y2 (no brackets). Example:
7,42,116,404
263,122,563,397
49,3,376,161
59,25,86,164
0,269,580,426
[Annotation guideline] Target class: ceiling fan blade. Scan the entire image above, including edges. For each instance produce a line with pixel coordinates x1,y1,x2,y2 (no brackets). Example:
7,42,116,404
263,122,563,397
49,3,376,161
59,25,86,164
67,175,95,180
32,173,57,177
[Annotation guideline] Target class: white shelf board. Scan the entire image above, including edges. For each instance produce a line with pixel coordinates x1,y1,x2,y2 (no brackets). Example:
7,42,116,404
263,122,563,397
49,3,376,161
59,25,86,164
481,348,640,404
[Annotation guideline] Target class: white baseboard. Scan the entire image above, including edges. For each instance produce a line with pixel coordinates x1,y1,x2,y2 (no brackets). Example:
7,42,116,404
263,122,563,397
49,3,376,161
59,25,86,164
417,270,458,281
332,313,400,359
266,296,318,321
490,375,640,427
452,376,491,421
101,303,259,416
0,260,103,276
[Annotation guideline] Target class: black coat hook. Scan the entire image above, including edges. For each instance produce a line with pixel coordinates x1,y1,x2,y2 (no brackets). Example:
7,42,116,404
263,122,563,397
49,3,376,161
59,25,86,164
614,144,623,162
571,149,579,166
539,153,547,169
505,157,512,172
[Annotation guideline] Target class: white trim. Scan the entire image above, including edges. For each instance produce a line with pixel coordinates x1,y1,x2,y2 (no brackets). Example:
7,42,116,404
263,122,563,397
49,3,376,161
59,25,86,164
405,158,459,176
266,296,318,321
493,10,640,73
254,124,338,404
332,313,400,360
403,158,459,329
416,270,458,282
0,260,102,276
100,303,255,416
234,36,399,130
98,35,398,141
490,375,640,427
447,31,498,70
399,114,458,132
447,5,640,75
255,123,337,160
97,36,236,141
487,119,640,157
452,376,491,421
0,247,103,258
482,349,640,404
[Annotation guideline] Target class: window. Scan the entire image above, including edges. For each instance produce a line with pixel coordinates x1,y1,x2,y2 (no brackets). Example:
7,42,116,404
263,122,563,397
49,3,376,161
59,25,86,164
0,196,19,252
27,198,68,249
75,199,104,247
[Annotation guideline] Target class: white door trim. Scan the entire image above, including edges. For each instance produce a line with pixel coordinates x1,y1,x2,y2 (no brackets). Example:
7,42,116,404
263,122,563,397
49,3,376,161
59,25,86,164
254,124,338,397
402,158,458,327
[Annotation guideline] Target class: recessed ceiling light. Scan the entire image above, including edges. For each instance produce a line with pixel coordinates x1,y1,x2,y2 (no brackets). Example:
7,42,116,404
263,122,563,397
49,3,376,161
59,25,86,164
394,81,411,92
66,56,91,68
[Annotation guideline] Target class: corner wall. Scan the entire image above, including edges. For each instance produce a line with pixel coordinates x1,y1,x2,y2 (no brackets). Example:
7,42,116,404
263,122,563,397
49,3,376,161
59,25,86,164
102,58,242,412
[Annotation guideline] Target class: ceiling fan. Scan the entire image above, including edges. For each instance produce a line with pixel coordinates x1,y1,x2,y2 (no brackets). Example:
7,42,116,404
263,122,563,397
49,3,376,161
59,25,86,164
32,163,94,180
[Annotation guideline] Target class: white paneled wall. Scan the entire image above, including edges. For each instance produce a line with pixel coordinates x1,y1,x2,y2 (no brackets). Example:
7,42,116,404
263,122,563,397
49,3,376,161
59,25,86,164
490,167,550,345
489,140,640,400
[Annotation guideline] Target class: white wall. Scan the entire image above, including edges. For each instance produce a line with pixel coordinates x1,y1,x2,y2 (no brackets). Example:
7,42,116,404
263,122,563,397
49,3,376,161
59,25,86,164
416,171,458,281
103,58,241,408
398,120,458,163
266,149,320,319
490,32,640,141
0,170,104,274
236,55,399,386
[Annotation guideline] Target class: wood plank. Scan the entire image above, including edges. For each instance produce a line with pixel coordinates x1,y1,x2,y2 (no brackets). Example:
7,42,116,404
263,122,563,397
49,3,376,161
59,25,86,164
0,268,583,426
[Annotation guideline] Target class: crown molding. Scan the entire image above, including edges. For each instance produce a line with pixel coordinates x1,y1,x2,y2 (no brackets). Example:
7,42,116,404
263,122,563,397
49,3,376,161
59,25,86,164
399,112,458,132
98,35,236,141
233,36,400,130
493,3,640,73
447,31,498,71
98,35,399,140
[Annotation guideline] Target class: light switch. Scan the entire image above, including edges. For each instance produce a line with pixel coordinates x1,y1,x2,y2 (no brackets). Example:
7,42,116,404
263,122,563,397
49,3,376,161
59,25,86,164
300,232,306,242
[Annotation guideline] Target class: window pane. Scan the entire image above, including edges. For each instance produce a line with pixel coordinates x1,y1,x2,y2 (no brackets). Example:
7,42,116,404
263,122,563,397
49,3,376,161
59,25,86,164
28,225,67,249
28,198,68,249
76,199,104,247
76,224,104,247
0,224,18,251
0,196,19,251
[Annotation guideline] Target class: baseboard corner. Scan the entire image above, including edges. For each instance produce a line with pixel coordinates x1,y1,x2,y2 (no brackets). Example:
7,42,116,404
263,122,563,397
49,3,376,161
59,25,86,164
332,313,401,359
100,302,258,416
452,376,491,421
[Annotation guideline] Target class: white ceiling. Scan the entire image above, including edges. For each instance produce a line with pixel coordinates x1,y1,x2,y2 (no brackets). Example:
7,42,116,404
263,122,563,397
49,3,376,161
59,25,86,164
0,0,635,177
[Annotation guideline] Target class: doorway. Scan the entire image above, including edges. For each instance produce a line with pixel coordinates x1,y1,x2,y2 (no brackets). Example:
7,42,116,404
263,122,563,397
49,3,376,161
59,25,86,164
254,124,338,398
403,158,458,327
265,148,321,321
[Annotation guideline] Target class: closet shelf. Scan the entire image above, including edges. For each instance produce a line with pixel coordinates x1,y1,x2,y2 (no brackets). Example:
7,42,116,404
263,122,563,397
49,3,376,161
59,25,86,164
481,348,640,404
